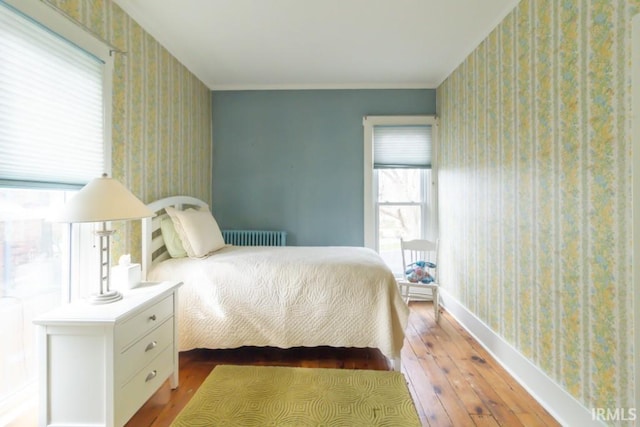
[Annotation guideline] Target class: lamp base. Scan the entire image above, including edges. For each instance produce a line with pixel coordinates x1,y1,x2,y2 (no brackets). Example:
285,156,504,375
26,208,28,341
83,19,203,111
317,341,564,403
88,290,123,305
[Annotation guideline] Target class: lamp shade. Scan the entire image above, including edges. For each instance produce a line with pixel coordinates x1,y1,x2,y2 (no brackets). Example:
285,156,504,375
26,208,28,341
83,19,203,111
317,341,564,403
52,174,154,223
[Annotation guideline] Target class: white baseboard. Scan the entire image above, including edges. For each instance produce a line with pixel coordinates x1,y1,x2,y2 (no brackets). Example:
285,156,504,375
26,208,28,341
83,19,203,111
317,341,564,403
439,291,604,427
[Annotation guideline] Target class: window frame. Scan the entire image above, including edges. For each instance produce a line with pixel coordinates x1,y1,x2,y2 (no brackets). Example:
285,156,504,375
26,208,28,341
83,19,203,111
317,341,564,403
363,115,438,250
374,167,430,239
0,1,113,421
1,0,113,299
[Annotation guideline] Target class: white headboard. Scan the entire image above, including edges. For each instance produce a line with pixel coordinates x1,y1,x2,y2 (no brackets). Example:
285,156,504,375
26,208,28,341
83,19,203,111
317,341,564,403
142,195,209,279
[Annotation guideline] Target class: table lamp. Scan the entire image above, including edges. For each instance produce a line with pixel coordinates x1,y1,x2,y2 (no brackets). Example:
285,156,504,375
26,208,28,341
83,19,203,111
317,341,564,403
52,174,154,304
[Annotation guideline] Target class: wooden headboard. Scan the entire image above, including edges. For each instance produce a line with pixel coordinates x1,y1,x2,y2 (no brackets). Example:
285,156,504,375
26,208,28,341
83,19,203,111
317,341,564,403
142,195,209,279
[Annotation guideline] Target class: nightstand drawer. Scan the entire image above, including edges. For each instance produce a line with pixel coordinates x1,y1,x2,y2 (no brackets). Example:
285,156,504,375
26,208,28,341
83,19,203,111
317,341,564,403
116,294,173,351
116,317,173,387
117,346,173,426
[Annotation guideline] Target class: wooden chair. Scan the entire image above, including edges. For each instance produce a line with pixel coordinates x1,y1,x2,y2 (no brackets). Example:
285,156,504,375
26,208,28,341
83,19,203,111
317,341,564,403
397,238,439,322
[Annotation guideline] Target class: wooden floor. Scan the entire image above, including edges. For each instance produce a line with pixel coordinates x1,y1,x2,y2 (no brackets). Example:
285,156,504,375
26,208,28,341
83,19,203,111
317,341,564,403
126,302,559,427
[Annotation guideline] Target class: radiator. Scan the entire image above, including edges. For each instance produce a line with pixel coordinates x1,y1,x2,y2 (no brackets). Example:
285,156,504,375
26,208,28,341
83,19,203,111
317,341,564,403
222,229,287,246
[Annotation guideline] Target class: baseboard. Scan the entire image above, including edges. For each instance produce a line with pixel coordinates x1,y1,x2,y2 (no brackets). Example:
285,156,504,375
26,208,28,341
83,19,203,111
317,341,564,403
439,291,604,427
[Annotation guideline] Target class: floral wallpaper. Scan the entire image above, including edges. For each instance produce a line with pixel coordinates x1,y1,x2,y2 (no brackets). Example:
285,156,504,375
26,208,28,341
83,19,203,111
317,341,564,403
437,0,636,419
44,0,213,261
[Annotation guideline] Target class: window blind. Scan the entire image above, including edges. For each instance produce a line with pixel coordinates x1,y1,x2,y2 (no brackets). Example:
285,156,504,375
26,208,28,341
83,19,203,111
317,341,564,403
373,125,432,169
0,1,105,189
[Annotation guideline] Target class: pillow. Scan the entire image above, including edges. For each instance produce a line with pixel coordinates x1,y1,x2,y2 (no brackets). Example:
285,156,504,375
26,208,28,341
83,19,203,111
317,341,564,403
165,206,225,258
160,216,187,258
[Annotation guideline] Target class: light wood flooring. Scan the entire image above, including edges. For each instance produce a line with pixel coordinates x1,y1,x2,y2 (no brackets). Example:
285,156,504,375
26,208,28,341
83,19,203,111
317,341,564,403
125,301,559,427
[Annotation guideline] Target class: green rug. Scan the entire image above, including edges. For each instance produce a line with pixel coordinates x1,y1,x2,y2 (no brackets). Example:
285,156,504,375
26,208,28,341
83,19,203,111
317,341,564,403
171,365,421,426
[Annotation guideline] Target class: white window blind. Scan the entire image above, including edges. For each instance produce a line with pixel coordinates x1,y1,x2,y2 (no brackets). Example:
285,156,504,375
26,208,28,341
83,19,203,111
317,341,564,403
373,125,432,169
0,1,105,189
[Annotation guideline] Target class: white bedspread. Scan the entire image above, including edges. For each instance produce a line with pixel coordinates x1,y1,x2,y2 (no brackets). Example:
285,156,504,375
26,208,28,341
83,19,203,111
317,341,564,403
147,245,409,360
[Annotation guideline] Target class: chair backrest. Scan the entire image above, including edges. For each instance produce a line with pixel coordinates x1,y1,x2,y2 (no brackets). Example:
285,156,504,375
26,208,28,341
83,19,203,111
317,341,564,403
400,238,439,282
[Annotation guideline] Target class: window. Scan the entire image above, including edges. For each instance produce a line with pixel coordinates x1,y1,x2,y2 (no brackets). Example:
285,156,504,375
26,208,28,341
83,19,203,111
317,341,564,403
363,116,437,276
0,0,111,423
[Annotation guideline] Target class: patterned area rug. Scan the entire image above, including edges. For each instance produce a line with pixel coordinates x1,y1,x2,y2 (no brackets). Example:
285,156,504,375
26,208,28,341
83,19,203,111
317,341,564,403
170,364,421,426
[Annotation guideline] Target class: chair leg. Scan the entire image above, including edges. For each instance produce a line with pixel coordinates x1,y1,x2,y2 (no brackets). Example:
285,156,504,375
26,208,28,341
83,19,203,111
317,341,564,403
398,283,409,303
433,288,439,322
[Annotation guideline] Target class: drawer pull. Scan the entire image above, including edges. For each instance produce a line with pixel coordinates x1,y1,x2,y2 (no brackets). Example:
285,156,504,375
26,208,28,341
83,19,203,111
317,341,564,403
145,370,157,382
145,340,158,352
149,314,157,321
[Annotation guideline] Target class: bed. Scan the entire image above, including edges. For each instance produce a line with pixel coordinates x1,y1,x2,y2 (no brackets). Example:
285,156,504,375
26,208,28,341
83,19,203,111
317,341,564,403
141,196,409,368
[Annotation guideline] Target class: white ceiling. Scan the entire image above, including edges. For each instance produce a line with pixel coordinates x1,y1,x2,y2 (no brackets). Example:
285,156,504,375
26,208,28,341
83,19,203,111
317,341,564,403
113,0,519,90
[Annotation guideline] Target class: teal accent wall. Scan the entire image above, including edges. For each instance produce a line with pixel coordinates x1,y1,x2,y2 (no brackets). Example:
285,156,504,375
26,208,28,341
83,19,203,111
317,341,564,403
211,89,436,246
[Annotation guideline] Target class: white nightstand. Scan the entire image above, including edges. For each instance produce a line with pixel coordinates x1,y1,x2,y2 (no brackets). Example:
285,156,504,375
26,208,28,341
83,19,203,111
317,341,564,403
33,281,182,427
